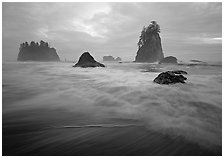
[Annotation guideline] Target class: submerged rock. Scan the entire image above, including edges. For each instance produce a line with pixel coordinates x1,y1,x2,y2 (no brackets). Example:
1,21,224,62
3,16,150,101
17,40,60,61
159,56,177,64
73,52,105,68
153,71,187,84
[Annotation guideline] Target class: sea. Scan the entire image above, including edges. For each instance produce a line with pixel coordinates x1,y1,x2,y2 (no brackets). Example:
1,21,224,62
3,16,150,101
2,60,222,156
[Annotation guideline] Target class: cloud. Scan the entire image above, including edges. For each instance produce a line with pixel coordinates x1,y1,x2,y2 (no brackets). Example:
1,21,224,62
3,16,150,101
2,2,222,62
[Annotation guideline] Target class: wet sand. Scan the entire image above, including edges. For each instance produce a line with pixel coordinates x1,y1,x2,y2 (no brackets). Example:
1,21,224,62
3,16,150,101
3,110,221,156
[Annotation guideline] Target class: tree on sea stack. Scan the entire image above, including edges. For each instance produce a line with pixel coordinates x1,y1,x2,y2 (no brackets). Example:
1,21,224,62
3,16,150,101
135,21,164,63
17,40,60,61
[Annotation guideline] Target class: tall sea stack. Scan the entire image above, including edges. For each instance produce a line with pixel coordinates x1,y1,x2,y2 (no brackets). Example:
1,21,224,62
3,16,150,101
17,40,60,61
135,21,164,62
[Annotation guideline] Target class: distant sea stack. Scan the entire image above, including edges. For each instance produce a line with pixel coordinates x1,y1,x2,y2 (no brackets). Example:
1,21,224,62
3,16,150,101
135,21,164,63
103,56,122,61
159,56,177,64
74,52,105,68
103,56,115,61
115,57,122,61
17,40,60,61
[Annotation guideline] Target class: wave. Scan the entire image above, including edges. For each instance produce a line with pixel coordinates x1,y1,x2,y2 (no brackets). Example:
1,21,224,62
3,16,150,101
3,61,222,155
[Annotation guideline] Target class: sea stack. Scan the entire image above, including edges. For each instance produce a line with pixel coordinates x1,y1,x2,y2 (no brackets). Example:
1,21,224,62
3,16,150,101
73,52,105,68
135,21,164,63
115,57,122,61
17,40,60,61
103,56,115,61
103,56,122,62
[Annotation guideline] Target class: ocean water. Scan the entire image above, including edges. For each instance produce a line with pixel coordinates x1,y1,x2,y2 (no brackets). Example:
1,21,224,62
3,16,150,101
2,61,222,156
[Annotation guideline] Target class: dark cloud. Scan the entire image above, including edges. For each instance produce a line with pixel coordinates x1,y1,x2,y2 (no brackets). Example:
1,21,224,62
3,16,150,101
2,2,222,62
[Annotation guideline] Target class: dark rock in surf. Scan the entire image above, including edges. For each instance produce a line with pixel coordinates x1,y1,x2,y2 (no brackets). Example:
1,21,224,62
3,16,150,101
159,56,177,64
153,71,187,84
73,52,105,68
17,40,60,61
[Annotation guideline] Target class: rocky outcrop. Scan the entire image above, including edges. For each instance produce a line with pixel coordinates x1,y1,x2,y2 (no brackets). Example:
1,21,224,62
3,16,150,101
73,52,105,68
103,56,115,61
153,71,187,84
159,56,177,64
103,56,122,62
115,57,122,61
135,33,164,62
135,21,164,63
17,40,60,61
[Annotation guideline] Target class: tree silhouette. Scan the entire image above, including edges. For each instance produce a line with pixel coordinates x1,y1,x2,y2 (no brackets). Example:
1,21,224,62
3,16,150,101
30,41,36,47
40,40,45,47
18,40,60,61
25,42,29,47
137,21,161,48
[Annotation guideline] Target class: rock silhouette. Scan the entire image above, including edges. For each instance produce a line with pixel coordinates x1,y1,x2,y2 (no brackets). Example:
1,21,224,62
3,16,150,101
103,56,115,61
17,40,60,61
74,52,105,68
153,71,187,84
115,57,122,61
159,56,177,64
103,56,122,61
135,21,164,63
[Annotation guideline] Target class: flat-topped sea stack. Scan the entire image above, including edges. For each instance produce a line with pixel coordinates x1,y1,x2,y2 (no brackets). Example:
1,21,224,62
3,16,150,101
103,56,122,62
159,56,178,64
135,21,164,63
74,52,105,68
17,40,60,61
103,56,115,61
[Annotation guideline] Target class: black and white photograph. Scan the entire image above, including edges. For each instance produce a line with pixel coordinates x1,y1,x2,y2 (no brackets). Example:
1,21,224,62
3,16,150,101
2,2,222,156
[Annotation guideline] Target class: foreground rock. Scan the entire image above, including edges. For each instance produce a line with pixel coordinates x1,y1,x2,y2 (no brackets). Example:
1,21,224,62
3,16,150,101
73,52,105,68
153,71,187,84
17,40,60,61
159,56,177,64
135,21,164,63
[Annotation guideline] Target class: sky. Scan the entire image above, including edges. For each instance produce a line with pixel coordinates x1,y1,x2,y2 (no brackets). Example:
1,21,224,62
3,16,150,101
2,2,222,62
